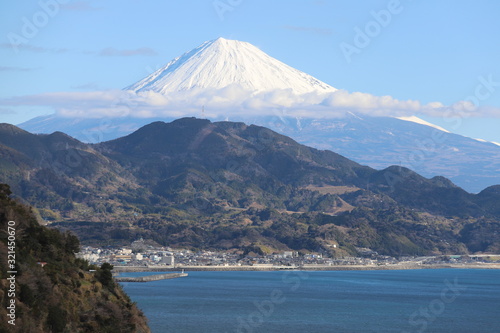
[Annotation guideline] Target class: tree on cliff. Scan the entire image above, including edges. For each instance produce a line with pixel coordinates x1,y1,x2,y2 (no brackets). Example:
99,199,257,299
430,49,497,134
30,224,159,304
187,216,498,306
0,183,151,333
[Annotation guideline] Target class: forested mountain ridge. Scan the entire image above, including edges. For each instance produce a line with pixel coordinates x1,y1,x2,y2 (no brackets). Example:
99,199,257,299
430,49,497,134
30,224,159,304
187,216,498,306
1,118,499,256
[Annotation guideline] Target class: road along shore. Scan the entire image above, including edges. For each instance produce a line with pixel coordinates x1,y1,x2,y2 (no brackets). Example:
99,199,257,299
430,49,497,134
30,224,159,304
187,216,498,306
113,263,500,273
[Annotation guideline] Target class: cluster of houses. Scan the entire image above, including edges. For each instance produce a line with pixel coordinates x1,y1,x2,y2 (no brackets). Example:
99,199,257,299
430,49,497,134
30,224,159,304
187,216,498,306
77,246,175,266
76,241,496,268
77,243,388,267
76,237,500,268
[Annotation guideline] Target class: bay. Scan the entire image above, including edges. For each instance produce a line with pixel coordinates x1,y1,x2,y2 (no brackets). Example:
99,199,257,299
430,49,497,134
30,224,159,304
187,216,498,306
119,269,500,333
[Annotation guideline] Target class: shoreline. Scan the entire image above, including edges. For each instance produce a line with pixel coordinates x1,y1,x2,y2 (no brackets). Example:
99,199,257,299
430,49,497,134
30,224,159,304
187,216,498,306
114,263,500,273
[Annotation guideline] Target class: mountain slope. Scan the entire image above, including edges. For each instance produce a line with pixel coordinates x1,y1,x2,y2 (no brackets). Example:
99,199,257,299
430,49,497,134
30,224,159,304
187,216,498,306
6,118,500,220
99,118,373,188
0,184,150,333
0,123,147,223
125,37,336,95
257,114,500,193
19,113,500,193
4,119,500,255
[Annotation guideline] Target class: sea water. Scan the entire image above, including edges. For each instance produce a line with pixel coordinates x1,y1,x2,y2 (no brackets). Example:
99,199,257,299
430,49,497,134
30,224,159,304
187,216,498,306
120,269,500,333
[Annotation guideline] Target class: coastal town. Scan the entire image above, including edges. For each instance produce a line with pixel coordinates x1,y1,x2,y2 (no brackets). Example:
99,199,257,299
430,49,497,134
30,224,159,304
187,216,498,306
77,238,500,270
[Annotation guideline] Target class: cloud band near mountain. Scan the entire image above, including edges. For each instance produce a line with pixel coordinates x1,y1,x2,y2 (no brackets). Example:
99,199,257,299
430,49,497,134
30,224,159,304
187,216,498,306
1,87,496,120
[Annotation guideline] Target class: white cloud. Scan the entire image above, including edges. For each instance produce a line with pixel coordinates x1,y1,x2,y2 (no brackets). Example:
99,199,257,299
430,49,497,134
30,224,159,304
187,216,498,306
1,88,499,121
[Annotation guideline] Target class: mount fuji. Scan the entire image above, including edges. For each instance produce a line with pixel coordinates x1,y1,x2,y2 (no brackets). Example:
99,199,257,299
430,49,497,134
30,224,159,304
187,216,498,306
18,38,500,193
126,37,336,95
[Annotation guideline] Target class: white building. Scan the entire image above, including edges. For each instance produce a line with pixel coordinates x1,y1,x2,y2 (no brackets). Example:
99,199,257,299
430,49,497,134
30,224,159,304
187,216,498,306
121,248,133,255
79,253,99,262
283,251,294,258
161,255,175,266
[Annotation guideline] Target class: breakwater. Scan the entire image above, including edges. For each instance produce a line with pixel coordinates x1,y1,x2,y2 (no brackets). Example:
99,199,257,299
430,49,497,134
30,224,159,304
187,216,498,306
115,272,188,282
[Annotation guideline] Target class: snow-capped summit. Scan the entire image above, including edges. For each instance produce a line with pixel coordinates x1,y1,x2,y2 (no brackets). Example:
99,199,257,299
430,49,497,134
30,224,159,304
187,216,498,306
125,37,337,95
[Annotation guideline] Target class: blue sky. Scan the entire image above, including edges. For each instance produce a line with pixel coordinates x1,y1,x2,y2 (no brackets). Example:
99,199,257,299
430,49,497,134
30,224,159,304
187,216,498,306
1,0,499,142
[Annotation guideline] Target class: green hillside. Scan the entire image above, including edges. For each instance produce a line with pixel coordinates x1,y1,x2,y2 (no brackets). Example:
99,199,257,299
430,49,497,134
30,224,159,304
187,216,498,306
0,184,150,333
0,119,499,256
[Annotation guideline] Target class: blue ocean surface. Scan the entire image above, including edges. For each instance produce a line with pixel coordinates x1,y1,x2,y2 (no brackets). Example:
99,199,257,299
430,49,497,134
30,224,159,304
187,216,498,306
119,269,500,333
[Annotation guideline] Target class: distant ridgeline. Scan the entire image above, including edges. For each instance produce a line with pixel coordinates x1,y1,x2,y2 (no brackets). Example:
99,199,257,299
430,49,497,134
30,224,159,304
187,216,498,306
0,184,150,333
1,119,500,257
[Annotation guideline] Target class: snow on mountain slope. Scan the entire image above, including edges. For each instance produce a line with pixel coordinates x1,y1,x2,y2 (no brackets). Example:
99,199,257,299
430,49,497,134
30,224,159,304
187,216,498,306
397,116,450,133
125,37,336,95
